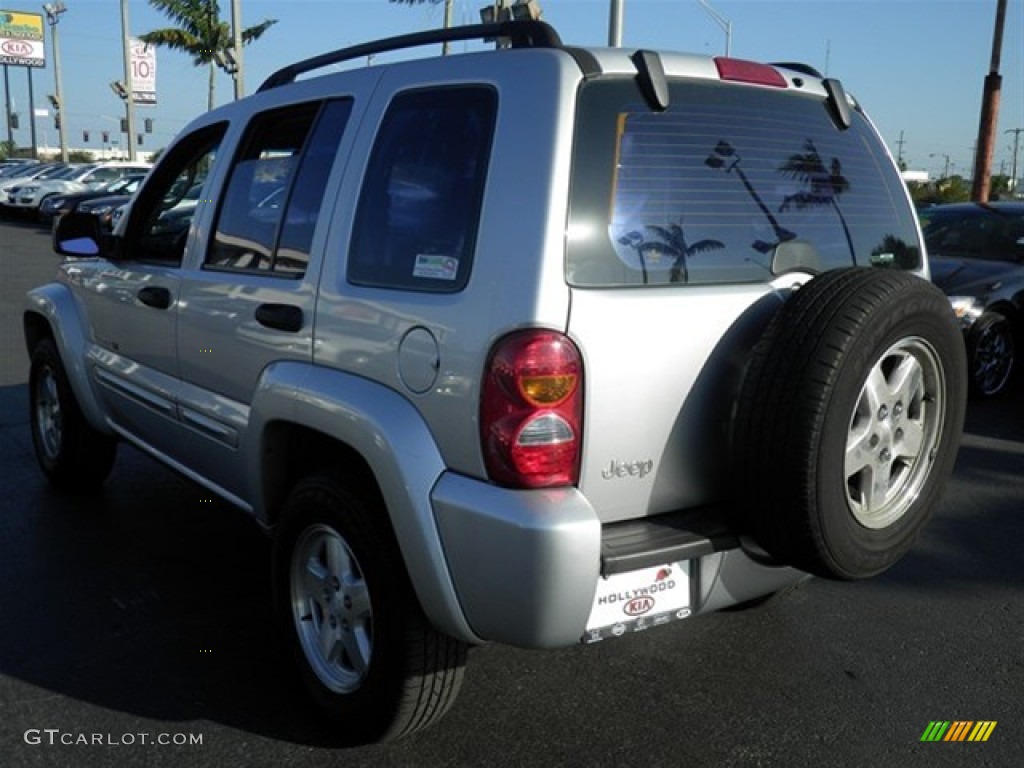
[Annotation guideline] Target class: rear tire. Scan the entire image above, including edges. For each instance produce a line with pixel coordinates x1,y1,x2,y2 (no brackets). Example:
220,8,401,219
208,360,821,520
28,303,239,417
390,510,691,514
273,474,466,744
735,268,966,580
29,337,116,492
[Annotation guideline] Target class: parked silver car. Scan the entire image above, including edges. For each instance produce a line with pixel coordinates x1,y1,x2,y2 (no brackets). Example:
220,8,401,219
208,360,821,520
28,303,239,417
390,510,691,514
5,161,150,215
26,20,966,743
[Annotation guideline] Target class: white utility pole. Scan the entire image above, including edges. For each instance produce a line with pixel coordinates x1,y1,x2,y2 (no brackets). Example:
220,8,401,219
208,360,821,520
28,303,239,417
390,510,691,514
608,0,624,47
120,0,137,160
42,2,67,162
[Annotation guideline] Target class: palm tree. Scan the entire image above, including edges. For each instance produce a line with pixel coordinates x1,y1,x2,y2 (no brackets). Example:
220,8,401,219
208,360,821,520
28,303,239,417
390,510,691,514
139,0,277,112
778,139,855,264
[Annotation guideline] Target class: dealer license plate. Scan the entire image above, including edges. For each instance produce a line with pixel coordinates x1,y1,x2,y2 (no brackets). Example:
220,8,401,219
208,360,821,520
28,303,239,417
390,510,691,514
582,561,691,643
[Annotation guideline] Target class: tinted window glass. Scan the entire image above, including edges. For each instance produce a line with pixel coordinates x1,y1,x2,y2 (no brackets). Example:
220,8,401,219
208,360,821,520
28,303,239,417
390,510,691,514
348,87,496,292
206,100,350,276
275,99,353,275
207,103,320,272
123,123,224,265
920,207,1024,262
568,80,920,287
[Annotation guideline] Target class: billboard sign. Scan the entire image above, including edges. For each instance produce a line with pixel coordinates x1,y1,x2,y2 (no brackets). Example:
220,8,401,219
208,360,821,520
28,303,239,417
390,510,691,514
0,10,45,68
129,38,156,105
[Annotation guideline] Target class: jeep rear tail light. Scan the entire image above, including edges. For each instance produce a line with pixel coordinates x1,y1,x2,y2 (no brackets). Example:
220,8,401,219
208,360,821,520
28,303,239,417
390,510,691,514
714,58,787,88
481,330,583,488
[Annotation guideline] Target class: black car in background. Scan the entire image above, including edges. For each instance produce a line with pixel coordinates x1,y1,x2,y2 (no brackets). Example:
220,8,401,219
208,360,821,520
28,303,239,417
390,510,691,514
922,202,1024,398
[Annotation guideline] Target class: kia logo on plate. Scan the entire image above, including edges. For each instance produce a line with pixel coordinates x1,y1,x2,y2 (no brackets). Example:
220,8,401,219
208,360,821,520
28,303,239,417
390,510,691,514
623,596,655,616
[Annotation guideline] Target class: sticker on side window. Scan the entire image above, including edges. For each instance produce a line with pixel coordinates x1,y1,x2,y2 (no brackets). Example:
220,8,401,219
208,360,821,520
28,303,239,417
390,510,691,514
583,561,691,643
413,254,459,281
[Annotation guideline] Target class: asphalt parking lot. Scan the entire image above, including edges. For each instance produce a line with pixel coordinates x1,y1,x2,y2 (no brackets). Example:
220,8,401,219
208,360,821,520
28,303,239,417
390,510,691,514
1,216,1022,768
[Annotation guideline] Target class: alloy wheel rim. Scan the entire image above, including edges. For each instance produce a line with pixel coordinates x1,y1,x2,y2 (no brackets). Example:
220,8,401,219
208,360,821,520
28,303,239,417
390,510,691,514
974,323,1013,396
289,524,373,693
844,337,946,529
35,366,63,460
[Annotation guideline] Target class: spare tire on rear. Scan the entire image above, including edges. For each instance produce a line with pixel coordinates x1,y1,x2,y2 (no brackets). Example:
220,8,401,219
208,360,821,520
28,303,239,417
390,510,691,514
734,268,966,580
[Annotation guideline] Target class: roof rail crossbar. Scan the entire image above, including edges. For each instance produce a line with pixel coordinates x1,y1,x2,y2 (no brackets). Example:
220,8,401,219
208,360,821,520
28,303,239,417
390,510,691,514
258,20,563,92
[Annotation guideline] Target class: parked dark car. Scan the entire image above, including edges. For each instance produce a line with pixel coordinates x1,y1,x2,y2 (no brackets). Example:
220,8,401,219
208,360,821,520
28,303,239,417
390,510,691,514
75,178,147,231
922,201,1024,398
38,173,146,223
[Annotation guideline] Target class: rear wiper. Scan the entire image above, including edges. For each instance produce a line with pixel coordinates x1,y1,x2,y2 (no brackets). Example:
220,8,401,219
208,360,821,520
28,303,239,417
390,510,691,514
822,78,851,131
631,50,670,112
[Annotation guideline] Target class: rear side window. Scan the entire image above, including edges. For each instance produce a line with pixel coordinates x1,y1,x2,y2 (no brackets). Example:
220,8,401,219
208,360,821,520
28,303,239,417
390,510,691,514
348,86,497,292
568,80,921,287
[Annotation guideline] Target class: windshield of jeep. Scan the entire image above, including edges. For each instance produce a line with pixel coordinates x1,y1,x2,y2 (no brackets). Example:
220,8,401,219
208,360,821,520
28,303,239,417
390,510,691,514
567,78,920,287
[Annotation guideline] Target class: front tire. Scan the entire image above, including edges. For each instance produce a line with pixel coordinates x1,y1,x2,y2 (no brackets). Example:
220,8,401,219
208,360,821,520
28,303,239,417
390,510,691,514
273,475,466,743
735,269,967,580
29,337,117,491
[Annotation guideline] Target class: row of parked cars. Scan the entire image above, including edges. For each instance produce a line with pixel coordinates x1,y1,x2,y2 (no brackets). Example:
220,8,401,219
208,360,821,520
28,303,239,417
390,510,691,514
0,159,150,227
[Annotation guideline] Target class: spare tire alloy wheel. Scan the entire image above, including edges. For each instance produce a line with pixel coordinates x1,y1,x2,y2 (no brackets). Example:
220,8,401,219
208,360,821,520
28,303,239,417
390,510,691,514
274,475,466,744
736,269,967,580
844,337,944,530
966,311,1014,398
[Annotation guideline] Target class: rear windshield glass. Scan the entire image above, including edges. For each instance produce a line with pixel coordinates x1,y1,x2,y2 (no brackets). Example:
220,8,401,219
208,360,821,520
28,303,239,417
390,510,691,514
567,79,921,287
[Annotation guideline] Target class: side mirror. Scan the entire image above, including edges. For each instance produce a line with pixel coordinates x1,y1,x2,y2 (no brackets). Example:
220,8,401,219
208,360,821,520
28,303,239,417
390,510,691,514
53,211,104,258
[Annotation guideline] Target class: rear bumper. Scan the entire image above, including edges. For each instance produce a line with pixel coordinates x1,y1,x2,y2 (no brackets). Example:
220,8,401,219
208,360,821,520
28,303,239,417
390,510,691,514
432,472,602,648
432,473,807,648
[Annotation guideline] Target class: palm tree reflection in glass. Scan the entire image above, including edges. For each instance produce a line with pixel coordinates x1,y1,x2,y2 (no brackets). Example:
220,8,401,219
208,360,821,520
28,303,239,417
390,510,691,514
778,139,856,265
704,140,796,254
617,222,724,284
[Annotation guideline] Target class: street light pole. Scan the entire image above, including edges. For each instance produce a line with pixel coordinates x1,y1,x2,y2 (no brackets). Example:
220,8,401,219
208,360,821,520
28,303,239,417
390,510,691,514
608,0,624,47
929,152,951,179
442,0,454,54
697,0,732,57
3,64,12,150
42,2,67,162
120,0,137,160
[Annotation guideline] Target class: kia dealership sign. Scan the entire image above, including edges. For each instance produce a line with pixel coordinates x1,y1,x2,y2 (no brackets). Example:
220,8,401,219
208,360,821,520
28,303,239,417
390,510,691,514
0,10,45,68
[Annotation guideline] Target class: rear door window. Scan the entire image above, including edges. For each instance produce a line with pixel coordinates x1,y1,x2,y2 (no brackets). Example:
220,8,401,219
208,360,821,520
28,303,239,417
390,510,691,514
206,99,352,276
568,80,921,287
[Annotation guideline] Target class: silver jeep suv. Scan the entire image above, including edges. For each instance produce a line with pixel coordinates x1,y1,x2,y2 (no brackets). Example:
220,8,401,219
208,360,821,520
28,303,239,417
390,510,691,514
26,20,966,743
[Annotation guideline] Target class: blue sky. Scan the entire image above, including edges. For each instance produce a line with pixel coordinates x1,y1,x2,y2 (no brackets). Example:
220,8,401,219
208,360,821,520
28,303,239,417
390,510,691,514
2,0,1022,181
